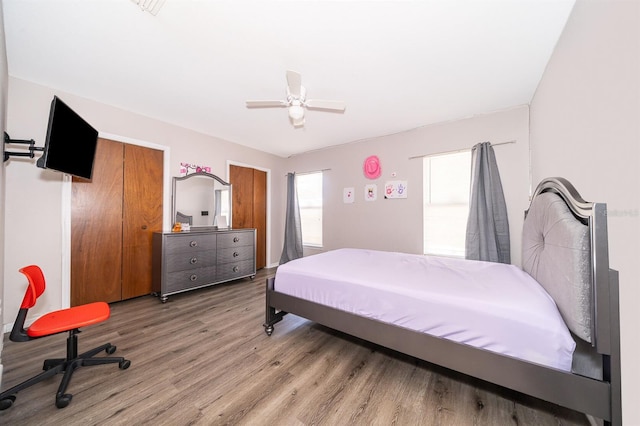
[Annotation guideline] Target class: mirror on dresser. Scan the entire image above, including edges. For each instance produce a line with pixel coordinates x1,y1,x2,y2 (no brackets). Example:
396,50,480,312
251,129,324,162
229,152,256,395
172,171,232,229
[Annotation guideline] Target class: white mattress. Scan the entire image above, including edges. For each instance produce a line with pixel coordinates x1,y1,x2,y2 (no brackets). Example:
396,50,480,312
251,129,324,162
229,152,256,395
275,248,576,371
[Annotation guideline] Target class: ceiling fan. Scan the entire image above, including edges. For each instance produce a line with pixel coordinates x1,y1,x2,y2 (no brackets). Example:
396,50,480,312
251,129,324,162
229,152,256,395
246,70,346,127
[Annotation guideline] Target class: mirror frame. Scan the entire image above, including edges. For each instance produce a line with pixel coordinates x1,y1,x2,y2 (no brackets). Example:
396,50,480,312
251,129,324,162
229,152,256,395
172,171,233,230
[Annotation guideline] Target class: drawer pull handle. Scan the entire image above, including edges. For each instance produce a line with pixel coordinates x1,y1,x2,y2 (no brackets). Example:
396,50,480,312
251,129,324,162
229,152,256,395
190,274,198,281
233,266,239,273
233,251,239,257
190,257,198,264
233,237,240,243
189,240,198,247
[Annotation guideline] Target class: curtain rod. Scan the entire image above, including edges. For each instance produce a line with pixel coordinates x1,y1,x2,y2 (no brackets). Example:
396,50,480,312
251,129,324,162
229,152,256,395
408,140,516,160
285,168,331,176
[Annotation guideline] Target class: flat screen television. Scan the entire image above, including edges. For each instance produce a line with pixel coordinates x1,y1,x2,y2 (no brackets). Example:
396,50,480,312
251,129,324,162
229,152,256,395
36,96,99,180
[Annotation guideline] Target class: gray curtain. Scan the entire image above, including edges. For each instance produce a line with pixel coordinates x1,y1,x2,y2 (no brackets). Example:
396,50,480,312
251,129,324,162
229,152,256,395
465,142,510,263
279,172,303,264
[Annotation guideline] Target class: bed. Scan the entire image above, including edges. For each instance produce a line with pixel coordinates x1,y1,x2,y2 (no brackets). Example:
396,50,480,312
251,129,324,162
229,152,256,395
263,177,621,425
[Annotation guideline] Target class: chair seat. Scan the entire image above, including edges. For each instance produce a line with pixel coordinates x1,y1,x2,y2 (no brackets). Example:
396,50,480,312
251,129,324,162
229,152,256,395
27,302,111,338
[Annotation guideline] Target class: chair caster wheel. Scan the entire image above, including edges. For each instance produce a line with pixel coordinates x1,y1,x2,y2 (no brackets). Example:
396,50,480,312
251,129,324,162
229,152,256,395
0,395,16,410
56,394,72,409
120,359,131,370
106,344,116,355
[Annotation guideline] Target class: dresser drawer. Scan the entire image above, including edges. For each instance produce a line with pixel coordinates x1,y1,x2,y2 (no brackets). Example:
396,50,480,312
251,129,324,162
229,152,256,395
217,259,255,282
165,266,217,293
165,249,216,273
217,245,254,264
217,231,253,248
164,233,217,253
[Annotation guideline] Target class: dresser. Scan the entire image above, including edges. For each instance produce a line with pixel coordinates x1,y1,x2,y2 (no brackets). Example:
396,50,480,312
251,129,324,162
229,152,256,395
152,228,256,302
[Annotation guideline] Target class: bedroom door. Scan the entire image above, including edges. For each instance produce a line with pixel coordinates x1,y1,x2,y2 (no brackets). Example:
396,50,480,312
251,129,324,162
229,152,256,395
229,165,267,269
71,138,163,305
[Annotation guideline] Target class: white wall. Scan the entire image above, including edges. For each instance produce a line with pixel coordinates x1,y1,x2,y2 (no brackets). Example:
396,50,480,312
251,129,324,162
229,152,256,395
288,106,531,266
2,77,287,327
530,0,640,423
0,0,8,389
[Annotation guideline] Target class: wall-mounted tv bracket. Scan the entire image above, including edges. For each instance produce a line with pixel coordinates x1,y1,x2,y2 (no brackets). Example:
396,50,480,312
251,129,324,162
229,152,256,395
4,132,44,162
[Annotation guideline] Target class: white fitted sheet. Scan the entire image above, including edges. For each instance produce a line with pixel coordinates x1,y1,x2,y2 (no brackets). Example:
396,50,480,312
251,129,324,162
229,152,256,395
275,248,576,371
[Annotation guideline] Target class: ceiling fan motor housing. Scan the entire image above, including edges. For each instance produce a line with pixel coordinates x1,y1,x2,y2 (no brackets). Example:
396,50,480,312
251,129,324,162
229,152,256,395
289,101,305,120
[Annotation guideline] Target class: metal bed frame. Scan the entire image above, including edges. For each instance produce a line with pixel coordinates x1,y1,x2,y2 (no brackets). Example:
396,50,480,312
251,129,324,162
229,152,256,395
264,177,621,425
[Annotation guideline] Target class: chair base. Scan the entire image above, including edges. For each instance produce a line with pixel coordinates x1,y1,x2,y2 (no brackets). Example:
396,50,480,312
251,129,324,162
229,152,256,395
0,331,131,410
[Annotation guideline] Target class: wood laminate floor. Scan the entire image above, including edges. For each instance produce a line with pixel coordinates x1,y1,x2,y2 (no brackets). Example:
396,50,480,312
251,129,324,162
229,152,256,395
0,268,591,425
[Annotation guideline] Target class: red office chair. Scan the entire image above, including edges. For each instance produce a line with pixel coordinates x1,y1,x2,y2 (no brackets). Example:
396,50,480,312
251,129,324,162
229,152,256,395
0,265,131,410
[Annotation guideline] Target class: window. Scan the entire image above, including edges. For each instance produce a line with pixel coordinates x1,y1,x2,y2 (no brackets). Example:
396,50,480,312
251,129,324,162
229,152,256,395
423,151,471,257
296,171,323,247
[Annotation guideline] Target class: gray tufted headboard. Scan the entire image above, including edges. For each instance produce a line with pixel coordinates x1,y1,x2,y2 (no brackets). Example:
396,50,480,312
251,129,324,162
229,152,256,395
521,177,613,354
522,191,591,341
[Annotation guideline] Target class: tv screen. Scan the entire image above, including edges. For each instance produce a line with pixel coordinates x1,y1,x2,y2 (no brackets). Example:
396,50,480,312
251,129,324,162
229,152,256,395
36,96,98,180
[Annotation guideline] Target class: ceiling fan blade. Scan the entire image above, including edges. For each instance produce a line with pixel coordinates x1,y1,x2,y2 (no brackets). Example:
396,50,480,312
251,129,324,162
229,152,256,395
286,70,302,98
246,100,288,108
305,99,346,111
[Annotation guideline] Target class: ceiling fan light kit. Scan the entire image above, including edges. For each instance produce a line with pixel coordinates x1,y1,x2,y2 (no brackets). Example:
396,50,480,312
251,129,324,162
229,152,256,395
288,104,305,121
246,70,345,127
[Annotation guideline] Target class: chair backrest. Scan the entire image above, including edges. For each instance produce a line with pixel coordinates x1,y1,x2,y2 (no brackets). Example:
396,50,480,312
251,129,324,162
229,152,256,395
18,265,46,309
10,265,46,342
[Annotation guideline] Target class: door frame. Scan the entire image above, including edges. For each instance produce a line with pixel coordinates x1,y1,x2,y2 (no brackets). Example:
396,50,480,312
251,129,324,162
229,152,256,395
61,132,171,308
226,160,273,268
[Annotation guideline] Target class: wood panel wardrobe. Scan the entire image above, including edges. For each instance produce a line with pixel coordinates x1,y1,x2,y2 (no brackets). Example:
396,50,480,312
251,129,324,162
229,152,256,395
71,138,163,306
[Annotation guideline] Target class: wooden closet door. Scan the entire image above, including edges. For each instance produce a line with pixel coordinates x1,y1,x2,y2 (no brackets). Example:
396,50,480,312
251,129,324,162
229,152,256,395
72,139,163,306
122,144,164,299
230,165,267,269
252,169,267,269
71,138,124,305
231,165,254,229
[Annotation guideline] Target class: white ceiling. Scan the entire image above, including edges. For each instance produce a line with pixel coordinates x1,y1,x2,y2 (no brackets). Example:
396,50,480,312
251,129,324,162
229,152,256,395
2,0,575,158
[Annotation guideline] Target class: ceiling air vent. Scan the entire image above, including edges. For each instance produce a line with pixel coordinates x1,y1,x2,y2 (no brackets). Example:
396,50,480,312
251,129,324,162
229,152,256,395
131,0,166,16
